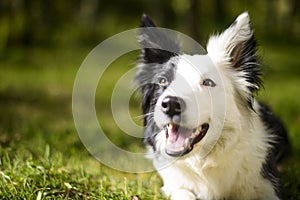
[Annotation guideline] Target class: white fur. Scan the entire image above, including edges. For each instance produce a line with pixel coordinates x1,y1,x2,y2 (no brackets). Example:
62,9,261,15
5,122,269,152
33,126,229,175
150,12,279,200
155,108,277,199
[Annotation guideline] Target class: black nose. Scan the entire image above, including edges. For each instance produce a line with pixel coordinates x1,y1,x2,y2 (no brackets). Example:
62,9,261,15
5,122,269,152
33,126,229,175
161,96,185,117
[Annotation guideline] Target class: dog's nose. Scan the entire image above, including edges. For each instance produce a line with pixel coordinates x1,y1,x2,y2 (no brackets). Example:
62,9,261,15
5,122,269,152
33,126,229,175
161,96,185,117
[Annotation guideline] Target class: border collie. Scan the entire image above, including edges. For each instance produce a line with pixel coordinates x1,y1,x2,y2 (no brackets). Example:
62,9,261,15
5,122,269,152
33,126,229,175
134,12,290,200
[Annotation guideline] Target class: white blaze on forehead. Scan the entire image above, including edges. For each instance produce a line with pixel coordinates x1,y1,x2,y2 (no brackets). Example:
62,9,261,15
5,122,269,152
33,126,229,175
170,54,219,91
179,54,214,73
177,55,203,84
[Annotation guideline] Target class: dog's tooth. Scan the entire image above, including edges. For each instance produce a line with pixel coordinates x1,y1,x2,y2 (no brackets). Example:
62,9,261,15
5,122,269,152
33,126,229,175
184,138,190,147
167,124,174,134
198,126,202,132
188,138,193,149
192,131,197,137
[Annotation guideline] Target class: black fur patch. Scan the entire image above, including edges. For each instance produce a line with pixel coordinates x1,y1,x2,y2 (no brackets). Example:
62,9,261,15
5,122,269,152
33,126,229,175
261,152,283,199
135,60,177,147
259,102,290,199
259,103,290,162
140,83,161,147
235,35,262,93
139,14,180,64
233,35,263,109
136,15,180,147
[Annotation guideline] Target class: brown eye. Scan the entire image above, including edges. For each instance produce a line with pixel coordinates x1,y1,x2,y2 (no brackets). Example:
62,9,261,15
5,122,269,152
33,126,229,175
202,79,216,87
158,77,169,86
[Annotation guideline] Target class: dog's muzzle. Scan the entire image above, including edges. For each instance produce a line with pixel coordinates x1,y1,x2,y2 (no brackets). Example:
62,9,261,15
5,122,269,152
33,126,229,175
159,96,209,157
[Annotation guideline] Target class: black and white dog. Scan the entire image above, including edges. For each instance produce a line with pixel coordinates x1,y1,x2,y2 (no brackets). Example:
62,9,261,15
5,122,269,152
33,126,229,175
134,12,290,200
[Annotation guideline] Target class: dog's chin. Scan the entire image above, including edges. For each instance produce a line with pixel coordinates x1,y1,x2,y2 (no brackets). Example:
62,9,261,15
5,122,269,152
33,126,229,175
164,123,209,157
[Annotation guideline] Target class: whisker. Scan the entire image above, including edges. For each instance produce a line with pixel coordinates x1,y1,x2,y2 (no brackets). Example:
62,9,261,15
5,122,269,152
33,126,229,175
145,117,156,129
133,112,154,119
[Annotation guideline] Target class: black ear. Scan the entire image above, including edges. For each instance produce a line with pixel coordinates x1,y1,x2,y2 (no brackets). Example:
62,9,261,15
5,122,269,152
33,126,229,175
139,14,180,64
141,14,156,28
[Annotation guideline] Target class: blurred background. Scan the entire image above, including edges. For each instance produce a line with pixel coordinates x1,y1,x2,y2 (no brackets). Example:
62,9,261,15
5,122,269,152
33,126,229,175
0,0,299,48
0,0,299,198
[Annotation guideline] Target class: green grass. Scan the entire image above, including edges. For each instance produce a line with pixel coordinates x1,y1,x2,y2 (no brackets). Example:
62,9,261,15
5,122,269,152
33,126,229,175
0,145,162,199
0,47,165,200
0,44,299,199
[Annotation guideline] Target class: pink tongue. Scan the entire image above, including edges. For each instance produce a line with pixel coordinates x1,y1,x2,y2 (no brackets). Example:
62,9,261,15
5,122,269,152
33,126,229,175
166,124,193,151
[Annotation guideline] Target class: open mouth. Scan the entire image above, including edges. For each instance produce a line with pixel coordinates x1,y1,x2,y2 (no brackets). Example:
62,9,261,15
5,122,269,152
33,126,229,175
165,123,209,157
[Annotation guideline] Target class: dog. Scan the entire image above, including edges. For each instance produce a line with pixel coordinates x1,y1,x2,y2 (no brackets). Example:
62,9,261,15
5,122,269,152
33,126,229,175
134,12,290,200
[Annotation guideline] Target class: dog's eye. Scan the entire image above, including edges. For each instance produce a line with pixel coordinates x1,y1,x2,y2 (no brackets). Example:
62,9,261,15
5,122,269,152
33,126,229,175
158,77,169,86
202,79,216,87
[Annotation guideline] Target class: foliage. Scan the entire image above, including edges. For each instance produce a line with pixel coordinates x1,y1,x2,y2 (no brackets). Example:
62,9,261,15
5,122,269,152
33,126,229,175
0,0,299,49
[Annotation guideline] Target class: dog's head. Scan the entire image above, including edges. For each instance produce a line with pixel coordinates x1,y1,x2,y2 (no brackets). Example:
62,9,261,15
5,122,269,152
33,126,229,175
135,13,262,158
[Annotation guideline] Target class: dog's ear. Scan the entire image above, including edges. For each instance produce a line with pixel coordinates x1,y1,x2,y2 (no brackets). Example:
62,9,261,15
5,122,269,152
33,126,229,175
207,12,262,108
207,12,256,69
140,14,156,28
207,12,262,89
139,14,180,64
